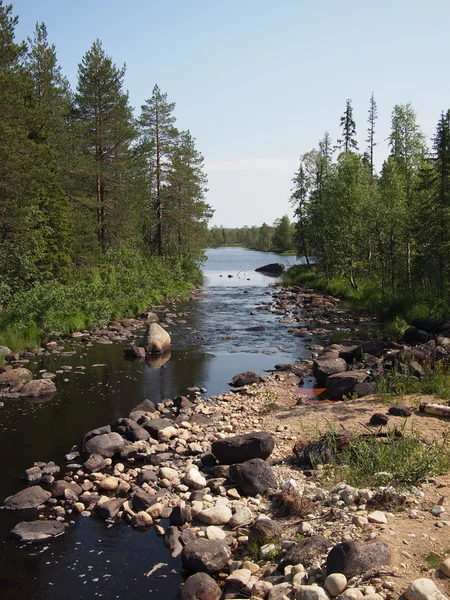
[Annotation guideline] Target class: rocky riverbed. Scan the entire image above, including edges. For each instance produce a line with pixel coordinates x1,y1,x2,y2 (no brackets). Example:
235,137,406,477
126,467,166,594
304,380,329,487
2,284,450,599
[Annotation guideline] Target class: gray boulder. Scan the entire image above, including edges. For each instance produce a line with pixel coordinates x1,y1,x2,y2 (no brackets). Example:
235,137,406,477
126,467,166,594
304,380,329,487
4,486,51,510
211,431,274,465
181,538,231,574
11,520,65,542
229,458,277,496
313,358,348,385
141,322,171,354
326,540,391,577
84,432,125,458
181,572,222,600
255,263,284,276
326,370,369,400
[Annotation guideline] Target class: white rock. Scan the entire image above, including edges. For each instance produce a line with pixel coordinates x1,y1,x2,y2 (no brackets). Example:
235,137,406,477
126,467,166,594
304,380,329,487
351,515,368,528
226,568,252,588
196,505,232,525
296,584,330,600
99,476,119,491
183,468,206,490
324,574,347,597
159,467,178,481
368,510,387,524
159,426,178,440
260,543,276,558
432,505,445,516
404,578,447,600
206,525,227,540
292,571,309,588
299,522,313,534
440,557,450,577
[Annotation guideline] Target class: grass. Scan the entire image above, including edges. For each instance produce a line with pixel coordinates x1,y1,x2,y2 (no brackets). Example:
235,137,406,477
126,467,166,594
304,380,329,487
426,552,445,569
247,536,281,562
376,360,450,404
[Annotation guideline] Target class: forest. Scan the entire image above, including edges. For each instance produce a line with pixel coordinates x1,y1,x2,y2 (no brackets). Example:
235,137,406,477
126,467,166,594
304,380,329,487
0,2,212,349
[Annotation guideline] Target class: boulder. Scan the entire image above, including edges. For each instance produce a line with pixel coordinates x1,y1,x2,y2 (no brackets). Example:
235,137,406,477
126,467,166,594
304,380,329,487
296,586,330,600
112,418,149,442
279,535,332,570
403,327,430,346
196,505,232,526
96,497,125,519
141,323,171,354
131,399,156,413
181,538,231,574
404,578,447,600
124,346,146,359
84,432,125,458
181,572,222,600
249,518,282,544
0,345,11,356
326,540,391,577
388,405,413,417
11,520,65,542
229,458,277,496
20,379,56,397
353,382,376,397
0,368,32,390
51,480,82,498
313,358,348,385
369,413,388,426
211,431,275,465
355,340,388,360
255,263,284,276
82,425,111,451
326,371,369,400
131,488,159,512
4,486,51,510
143,418,174,439
170,505,192,526
228,371,262,387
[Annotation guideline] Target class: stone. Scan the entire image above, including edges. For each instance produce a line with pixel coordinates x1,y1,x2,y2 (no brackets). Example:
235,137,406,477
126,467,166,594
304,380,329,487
132,488,159,512
228,371,262,387
143,418,174,439
279,535,332,570
132,511,153,527
181,572,222,600
164,526,183,557
403,327,430,346
206,526,227,541
196,505,232,525
124,346,146,358
252,580,274,598
99,476,119,491
268,582,293,599
181,538,231,574
295,585,330,600
11,520,65,542
131,399,156,413
170,505,192,526
84,432,125,458
367,511,387,524
229,458,277,496
255,262,284,275
229,507,253,528
142,322,171,354
250,518,283,544
83,454,107,472
96,497,125,519
324,574,347,597
313,358,348,385
0,368,32,390
404,578,447,600
20,379,56,397
183,468,207,490
137,470,158,485
226,568,252,588
51,480,82,498
211,431,275,464
4,486,51,510
0,345,11,356
326,540,391,577
388,405,413,417
326,371,369,400
21,466,42,482
440,557,450,577
354,340,388,360
337,590,363,600
112,418,149,442
369,413,388,426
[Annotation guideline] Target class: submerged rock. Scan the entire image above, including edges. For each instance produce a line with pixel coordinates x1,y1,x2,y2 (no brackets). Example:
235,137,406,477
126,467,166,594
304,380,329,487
11,520,65,542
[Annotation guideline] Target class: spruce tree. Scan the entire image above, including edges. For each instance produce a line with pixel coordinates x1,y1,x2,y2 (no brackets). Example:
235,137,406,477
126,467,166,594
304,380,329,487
366,92,377,180
337,99,358,153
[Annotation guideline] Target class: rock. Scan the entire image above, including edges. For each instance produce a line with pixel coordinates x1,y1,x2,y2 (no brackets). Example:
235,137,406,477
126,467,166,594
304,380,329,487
170,505,192,526
4,486,51,510
0,368,32,390
228,371,262,387
440,557,450,577
253,580,274,598
11,520,65,542
181,572,222,600
353,382,377,397
82,425,111,451
136,470,158,485
326,371,369,400
83,453,107,472
0,345,11,356
21,466,42,482
279,535,332,570
84,432,125,458
196,505,232,525
403,327,430,346
183,468,207,490
181,538,231,574
296,585,330,600
313,358,348,385
143,418,174,439
388,405,413,417
124,346,146,358
255,262,284,276
367,510,387,524
226,568,252,588
324,573,348,597
132,488,159,512
326,540,391,577
99,476,119,491
369,413,388,426
404,578,447,600
355,340,388,360
338,590,363,600
131,399,156,413
96,497,125,519
20,379,56,397
206,526,227,541
229,458,277,496
51,480,82,498
211,431,275,465
249,517,283,544
142,323,171,354
132,511,153,527
112,418,149,442
229,507,253,528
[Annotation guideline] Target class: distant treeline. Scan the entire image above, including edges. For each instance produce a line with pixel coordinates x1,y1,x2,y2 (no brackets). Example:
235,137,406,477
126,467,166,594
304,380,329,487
0,2,212,348
208,216,294,253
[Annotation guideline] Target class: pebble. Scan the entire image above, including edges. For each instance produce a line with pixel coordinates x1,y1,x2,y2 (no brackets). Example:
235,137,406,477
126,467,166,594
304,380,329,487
368,511,387,524
324,573,347,597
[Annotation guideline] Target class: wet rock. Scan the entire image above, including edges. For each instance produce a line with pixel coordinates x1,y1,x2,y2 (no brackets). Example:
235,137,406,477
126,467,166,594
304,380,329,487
279,535,332,570
142,322,171,354
50,480,82,498
369,413,388,426
96,497,125,519
4,486,51,510
11,520,65,542
228,371,262,387
181,572,222,600
83,453,107,472
404,578,447,600
124,346,146,359
326,371,369,400
388,405,413,417
229,458,277,496
112,418,150,442
164,526,183,557
326,540,391,577
313,358,348,386
181,538,231,574
211,431,275,465
0,368,32,391
84,432,125,458
20,379,56,397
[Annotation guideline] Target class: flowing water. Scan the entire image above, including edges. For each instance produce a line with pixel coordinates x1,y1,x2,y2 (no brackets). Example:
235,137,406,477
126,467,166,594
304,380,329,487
0,247,310,600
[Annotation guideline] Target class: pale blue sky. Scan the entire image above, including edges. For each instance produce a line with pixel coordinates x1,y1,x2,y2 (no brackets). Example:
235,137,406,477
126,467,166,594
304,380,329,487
11,0,450,226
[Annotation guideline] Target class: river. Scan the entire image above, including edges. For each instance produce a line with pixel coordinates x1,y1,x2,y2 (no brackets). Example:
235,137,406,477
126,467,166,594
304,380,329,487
0,247,308,600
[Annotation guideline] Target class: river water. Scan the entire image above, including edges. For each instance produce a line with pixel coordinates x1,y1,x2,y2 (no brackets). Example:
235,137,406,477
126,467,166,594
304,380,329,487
0,247,308,600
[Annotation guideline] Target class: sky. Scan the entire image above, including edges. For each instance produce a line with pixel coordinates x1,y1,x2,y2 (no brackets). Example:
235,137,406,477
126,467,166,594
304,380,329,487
10,0,450,227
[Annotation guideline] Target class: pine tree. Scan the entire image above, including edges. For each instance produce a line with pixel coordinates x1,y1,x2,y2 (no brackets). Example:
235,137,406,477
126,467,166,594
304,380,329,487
337,99,358,153
366,92,377,180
